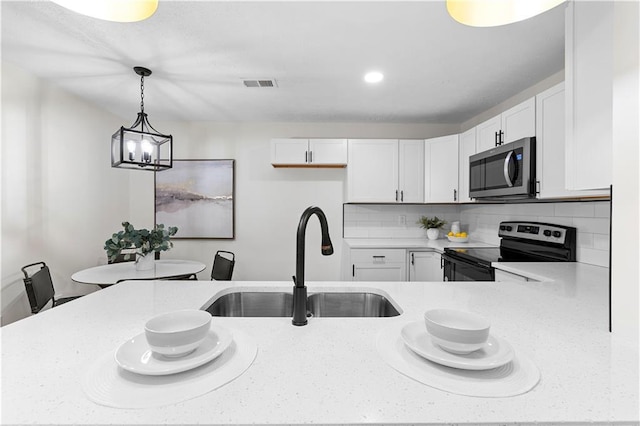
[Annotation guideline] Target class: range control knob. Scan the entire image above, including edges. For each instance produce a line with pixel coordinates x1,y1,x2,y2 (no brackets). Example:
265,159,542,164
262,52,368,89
543,230,552,237
552,231,562,238
499,225,506,231
506,226,513,232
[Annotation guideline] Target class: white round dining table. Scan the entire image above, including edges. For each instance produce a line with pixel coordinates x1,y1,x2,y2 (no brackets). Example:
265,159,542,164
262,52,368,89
71,260,207,287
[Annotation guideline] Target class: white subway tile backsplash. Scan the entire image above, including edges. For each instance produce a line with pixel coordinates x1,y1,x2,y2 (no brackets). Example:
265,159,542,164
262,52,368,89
554,202,595,218
344,201,610,266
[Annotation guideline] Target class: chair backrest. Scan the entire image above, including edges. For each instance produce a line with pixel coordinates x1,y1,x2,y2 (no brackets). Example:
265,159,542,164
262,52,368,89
21,262,55,314
211,251,235,281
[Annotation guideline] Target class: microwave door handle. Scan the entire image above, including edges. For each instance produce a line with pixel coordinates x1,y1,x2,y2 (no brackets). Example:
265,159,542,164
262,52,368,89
503,151,515,187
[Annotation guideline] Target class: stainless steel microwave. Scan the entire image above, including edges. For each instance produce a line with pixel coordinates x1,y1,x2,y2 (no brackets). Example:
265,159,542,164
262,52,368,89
469,137,536,199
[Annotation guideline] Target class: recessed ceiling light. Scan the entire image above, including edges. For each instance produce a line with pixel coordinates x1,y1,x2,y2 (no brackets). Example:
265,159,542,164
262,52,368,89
447,0,565,27
51,0,158,22
364,71,384,84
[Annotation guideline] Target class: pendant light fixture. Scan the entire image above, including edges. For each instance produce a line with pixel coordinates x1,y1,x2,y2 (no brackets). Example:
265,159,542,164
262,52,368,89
50,0,158,23
111,66,173,171
446,0,565,27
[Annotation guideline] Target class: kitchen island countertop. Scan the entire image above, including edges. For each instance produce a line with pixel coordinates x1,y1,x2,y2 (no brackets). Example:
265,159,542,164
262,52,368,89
1,264,637,425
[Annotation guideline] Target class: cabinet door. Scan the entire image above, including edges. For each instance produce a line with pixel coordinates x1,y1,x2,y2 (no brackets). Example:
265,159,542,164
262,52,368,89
458,127,476,203
565,1,613,190
398,140,424,203
476,115,501,153
501,97,536,144
424,135,459,203
271,139,309,165
350,249,406,281
408,251,443,282
347,139,398,202
308,139,347,165
536,83,609,199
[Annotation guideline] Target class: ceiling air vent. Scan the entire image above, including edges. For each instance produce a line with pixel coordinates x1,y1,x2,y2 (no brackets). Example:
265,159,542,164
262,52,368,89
243,79,278,88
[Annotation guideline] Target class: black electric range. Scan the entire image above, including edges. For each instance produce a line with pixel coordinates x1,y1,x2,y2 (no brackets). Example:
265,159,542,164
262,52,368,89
442,221,577,281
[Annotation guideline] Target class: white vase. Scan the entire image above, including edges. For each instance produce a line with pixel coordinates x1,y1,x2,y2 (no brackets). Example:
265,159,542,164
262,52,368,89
135,253,155,271
451,221,461,235
426,228,440,240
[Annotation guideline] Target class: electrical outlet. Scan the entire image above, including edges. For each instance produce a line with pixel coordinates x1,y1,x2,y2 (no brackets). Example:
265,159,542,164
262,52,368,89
398,215,406,226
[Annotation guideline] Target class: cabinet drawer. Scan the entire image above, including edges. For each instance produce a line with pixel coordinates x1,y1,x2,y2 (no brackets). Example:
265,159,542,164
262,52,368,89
350,249,405,264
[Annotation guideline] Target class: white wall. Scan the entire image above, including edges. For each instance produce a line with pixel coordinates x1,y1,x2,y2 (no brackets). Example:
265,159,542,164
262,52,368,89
611,1,639,340
127,122,460,283
1,62,131,325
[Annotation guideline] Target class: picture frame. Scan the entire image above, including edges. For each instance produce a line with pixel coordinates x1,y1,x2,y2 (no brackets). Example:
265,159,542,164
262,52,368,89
154,159,235,239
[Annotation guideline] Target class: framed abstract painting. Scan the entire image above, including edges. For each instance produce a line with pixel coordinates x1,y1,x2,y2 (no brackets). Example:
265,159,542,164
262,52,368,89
155,159,235,239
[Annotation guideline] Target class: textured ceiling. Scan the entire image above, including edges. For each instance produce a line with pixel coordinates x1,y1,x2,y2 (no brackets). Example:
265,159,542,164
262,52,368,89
1,0,565,124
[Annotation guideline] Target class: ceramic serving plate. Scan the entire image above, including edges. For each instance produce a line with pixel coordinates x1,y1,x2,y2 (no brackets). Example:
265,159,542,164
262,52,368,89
115,326,233,376
400,321,513,370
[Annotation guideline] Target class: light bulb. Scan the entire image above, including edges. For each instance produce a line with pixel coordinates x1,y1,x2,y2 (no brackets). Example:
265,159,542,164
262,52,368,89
126,141,137,161
141,140,153,163
364,71,384,84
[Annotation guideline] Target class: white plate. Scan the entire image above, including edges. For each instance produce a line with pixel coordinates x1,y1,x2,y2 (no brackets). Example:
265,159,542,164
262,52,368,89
114,326,233,376
447,235,469,243
378,324,540,398
400,321,514,370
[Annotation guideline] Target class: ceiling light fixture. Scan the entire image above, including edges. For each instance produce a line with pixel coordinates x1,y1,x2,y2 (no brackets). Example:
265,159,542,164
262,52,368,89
50,0,158,23
446,0,565,27
111,67,173,171
364,71,384,84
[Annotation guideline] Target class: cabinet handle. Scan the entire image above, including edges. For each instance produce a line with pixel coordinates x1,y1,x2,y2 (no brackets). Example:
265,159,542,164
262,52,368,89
309,150,313,163
500,130,504,145
401,190,404,202
305,151,308,163
395,190,399,202
535,180,541,195
352,264,355,277
495,131,498,147
453,189,457,201
372,255,386,259
411,253,414,265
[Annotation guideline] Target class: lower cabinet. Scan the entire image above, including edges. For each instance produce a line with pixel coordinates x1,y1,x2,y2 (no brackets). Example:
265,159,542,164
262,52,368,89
408,251,443,282
349,249,406,281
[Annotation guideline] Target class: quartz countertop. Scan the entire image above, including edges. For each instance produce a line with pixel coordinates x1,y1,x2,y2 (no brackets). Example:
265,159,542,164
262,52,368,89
1,266,637,425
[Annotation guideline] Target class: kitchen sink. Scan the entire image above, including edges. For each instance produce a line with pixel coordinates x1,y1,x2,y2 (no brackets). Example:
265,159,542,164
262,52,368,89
204,290,401,318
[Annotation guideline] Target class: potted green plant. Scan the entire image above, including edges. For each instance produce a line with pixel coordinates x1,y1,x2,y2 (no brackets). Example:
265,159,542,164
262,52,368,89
417,216,447,240
104,222,178,270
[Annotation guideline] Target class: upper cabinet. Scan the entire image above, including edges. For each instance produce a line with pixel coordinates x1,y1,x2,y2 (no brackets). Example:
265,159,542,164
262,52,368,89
271,138,347,167
565,1,613,191
424,135,459,203
476,97,536,153
458,127,476,203
347,139,424,203
536,82,609,199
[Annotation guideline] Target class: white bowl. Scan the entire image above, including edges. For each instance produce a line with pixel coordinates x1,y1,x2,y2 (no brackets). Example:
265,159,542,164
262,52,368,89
424,309,491,354
447,235,469,243
144,309,212,357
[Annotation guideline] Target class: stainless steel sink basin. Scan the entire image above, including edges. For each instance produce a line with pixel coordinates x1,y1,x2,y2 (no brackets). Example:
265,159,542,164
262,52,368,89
306,292,400,317
205,290,400,317
205,291,293,317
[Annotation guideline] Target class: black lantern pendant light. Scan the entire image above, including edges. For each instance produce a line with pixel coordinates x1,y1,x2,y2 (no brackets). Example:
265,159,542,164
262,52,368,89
111,66,173,171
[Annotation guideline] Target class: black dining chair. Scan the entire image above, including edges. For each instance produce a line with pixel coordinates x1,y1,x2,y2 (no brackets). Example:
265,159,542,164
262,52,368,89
211,251,235,281
21,261,83,314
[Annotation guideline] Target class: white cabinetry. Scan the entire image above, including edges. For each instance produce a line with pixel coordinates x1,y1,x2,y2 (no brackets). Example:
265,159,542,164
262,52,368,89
347,139,423,203
408,251,443,282
458,127,476,203
476,98,536,153
536,82,609,199
565,1,613,190
424,135,459,203
271,138,347,167
349,249,406,282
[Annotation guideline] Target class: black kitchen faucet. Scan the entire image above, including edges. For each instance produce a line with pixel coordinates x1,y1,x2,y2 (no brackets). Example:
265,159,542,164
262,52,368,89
292,206,333,326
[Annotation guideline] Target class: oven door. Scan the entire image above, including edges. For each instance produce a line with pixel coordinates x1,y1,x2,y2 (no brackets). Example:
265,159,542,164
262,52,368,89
442,253,495,282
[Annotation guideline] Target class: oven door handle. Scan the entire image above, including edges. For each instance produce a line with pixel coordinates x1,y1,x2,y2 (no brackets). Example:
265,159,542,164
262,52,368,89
503,151,515,187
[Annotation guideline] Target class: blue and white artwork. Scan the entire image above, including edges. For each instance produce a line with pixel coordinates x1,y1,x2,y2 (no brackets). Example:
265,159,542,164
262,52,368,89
155,160,234,239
